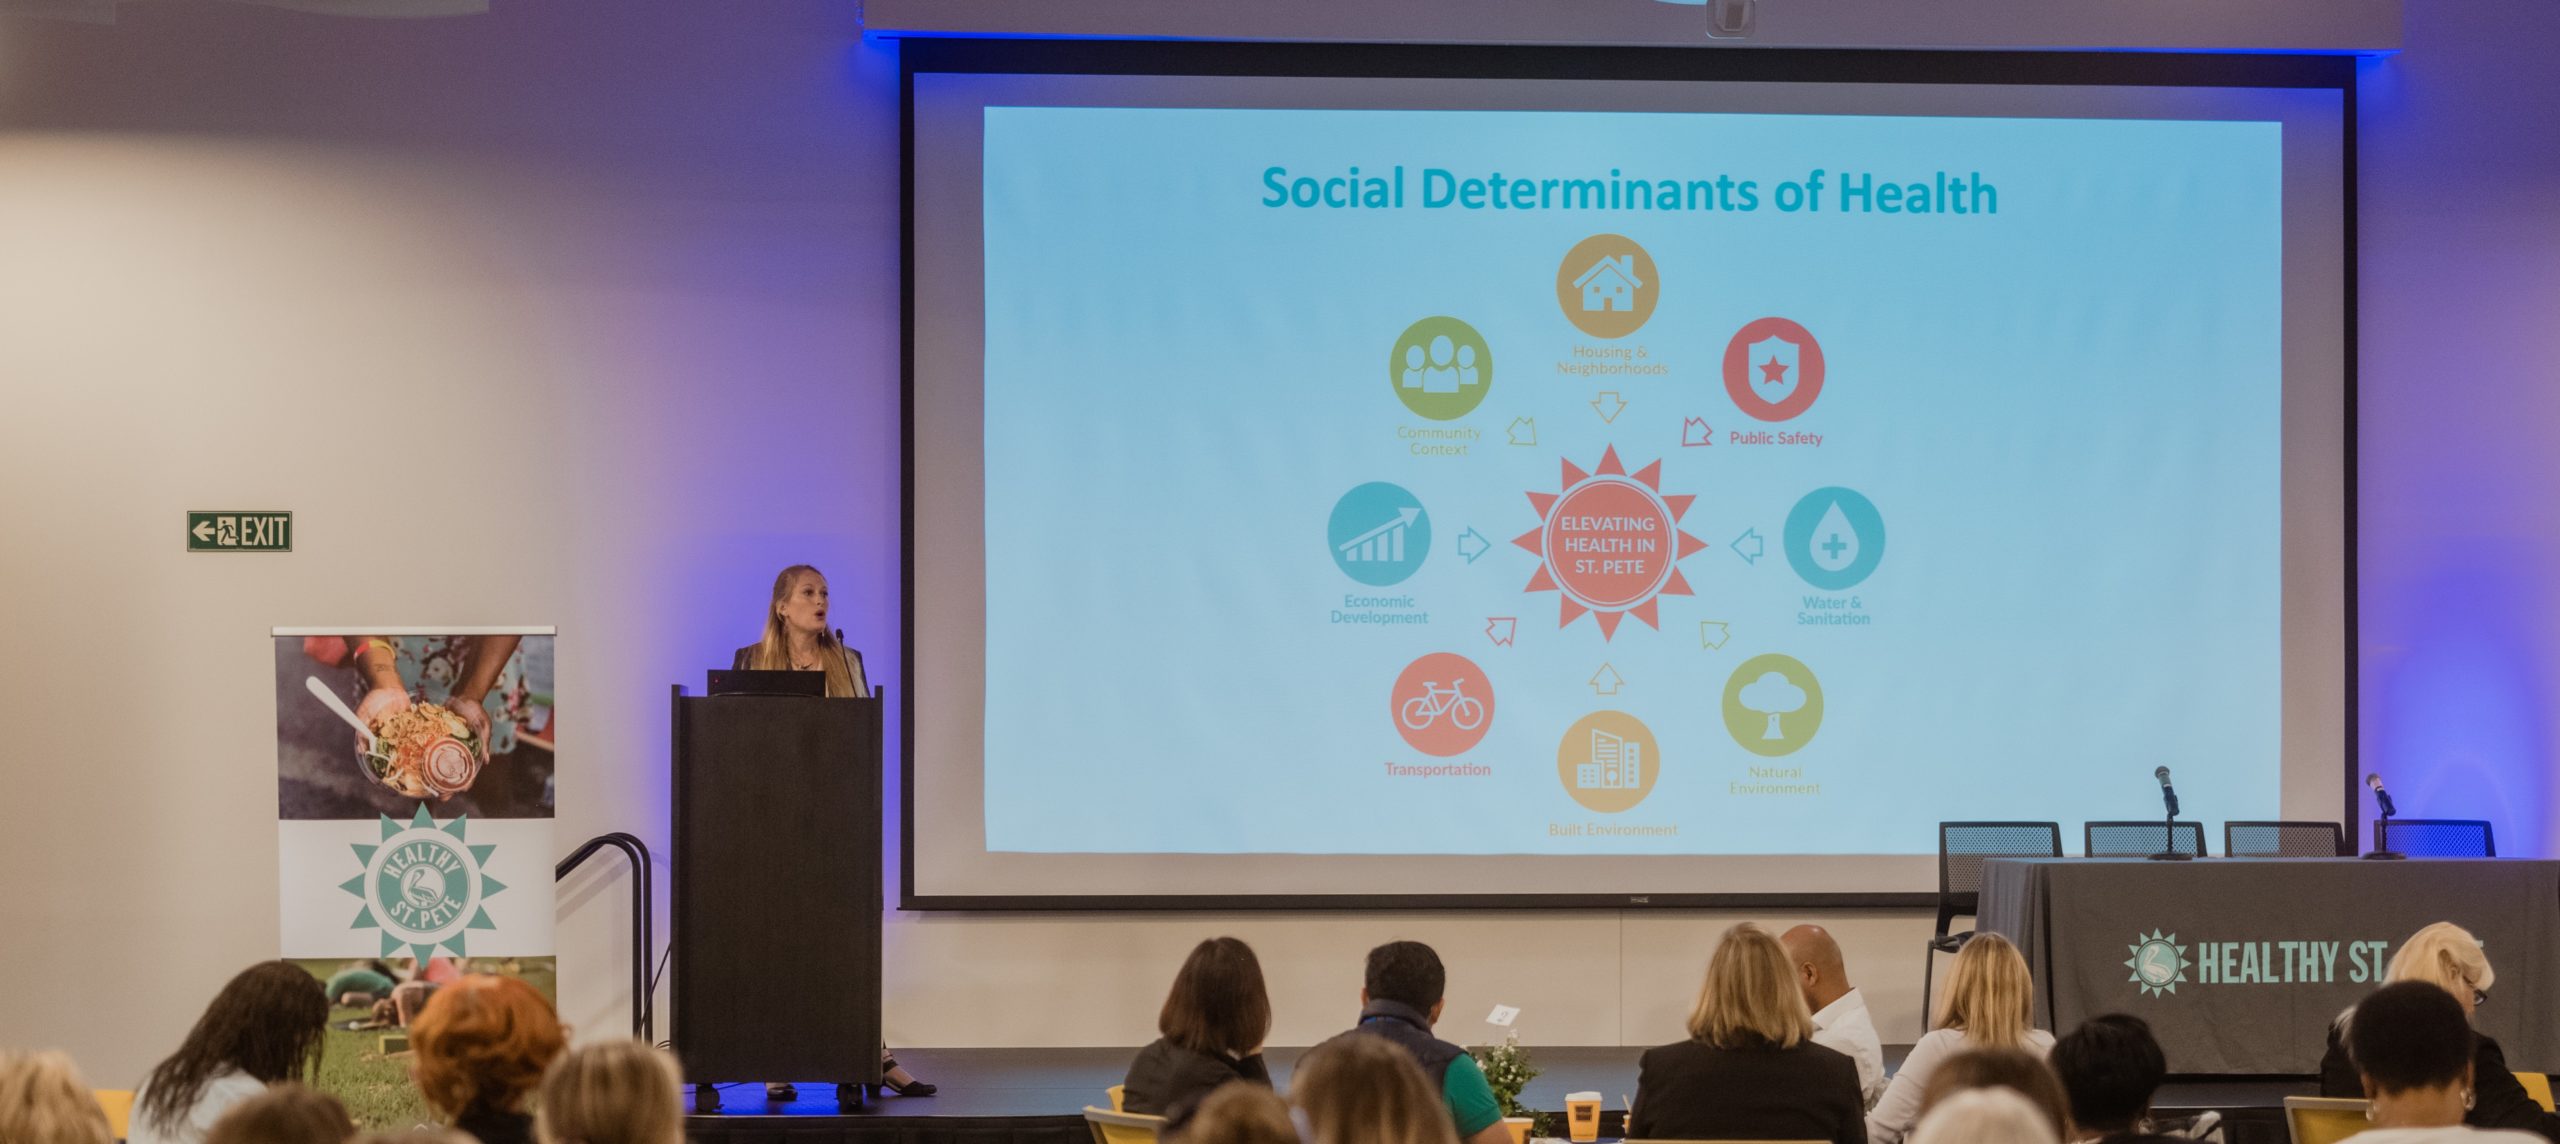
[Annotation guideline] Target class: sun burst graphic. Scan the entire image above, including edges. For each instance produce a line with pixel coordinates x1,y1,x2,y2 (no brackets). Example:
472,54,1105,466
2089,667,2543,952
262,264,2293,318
2124,929,2189,998
340,804,507,963
1514,446,1707,639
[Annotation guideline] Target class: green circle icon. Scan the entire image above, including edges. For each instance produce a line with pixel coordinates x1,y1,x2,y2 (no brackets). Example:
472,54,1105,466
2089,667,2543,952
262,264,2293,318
1721,653,1824,757
1388,317,1494,421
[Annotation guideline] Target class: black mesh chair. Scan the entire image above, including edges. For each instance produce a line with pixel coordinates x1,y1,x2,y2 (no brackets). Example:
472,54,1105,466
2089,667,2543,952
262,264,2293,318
2376,818,2496,857
1925,821,2062,1028
2226,820,2346,858
2084,820,2209,858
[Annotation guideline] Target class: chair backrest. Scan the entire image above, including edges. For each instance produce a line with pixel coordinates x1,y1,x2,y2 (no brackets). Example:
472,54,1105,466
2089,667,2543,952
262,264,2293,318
1107,1084,1126,1113
2226,820,2345,858
1937,822,2063,924
2517,1071,2556,1113
1087,1106,1168,1144
93,1090,134,1140
2281,1096,2369,1144
2377,818,2496,857
2085,820,2209,858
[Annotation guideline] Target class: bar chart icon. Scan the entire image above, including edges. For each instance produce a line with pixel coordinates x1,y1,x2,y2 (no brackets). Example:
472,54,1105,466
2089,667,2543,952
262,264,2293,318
1339,507,1420,564
1327,482,1432,587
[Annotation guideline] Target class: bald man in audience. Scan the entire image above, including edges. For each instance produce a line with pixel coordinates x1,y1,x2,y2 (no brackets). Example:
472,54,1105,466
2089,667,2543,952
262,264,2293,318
1781,924,1887,1108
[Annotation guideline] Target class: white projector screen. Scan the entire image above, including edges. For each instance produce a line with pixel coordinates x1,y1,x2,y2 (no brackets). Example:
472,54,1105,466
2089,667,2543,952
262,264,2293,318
905,44,2350,907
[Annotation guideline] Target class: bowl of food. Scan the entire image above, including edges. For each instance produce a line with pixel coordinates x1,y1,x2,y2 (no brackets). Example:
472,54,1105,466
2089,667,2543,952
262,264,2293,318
362,703,487,798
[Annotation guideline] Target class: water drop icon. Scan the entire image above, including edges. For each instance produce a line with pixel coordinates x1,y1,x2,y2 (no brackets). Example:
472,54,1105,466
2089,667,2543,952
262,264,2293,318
1811,500,1859,572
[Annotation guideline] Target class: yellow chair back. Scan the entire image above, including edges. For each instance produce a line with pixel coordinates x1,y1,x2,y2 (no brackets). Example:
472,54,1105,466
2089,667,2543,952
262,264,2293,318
1086,1105,1167,1144
1108,1084,1126,1112
2282,1096,2369,1144
93,1090,134,1140
2518,1071,2557,1114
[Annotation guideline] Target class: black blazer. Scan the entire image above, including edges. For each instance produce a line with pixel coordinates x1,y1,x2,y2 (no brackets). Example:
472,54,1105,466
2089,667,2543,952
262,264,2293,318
1630,1037,1867,1144
2320,1023,2560,1142
1121,1038,1271,1118
732,639,870,696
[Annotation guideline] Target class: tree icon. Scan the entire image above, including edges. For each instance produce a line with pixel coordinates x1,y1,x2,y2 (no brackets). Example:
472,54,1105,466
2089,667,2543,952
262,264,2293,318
1737,671,1807,740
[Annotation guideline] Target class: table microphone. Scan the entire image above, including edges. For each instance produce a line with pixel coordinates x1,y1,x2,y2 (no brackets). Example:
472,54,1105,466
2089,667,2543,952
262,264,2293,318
2149,767,2191,861
2365,772,2406,860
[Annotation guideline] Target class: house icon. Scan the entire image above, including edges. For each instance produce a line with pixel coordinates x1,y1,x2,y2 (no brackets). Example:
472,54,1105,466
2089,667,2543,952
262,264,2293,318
1572,255,1643,313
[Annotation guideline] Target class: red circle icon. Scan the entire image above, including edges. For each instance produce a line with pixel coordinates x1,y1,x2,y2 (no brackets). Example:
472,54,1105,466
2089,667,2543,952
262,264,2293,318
1391,652,1495,757
1722,317,1825,422
1542,479,1675,610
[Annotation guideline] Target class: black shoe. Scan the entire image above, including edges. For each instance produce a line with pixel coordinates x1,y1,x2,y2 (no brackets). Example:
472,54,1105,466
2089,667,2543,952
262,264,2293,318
875,1057,937,1097
766,1082,797,1101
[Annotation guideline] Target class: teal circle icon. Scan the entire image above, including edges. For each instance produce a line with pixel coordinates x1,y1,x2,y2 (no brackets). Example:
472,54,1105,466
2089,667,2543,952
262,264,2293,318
1783,487,1885,591
1328,482,1432,586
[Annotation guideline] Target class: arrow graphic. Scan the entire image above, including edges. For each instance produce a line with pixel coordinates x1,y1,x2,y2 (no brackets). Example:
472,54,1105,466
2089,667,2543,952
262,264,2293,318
1682,417,1714,447
1506,417,1538,446
1731,527,1766,565
1486,618,1517,647
1457,527,1491,564
1589,663,1625,696
1591,391,1627,424
1700,621,1731,650
191,521,216,543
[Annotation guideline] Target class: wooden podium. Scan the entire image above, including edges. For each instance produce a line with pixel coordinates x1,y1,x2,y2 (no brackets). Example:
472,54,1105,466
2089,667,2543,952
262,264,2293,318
670,687,883,1110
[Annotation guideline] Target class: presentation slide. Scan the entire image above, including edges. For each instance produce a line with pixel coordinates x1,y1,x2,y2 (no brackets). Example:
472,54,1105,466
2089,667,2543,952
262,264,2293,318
910,65,2347,903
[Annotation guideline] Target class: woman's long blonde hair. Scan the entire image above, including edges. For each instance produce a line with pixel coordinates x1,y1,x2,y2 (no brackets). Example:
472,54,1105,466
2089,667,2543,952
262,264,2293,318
2385,921,2494,998
1687,923,1814,1049
1292,1032,1461,1144
753,564,857,698
0,1051,113,1144
1934,933,2036,1048
536,1040,685,1144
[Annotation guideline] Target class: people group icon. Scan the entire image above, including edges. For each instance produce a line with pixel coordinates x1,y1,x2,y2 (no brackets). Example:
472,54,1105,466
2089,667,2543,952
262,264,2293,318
1400,335,1483,396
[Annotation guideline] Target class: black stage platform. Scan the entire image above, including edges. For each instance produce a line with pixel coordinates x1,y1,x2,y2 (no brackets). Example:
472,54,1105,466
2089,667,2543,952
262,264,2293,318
685,1047,2315,1144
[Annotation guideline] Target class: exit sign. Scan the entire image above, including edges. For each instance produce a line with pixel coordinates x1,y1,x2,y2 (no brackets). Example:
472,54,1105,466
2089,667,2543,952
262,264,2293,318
188,511,293,553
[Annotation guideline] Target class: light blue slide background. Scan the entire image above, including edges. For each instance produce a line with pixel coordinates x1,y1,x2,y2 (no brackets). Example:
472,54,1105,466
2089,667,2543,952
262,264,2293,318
980,106,2281,855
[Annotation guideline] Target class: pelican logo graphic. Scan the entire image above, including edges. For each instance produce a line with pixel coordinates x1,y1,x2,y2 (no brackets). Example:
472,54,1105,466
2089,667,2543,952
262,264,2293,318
341,805,507,961
2125,930,2190,997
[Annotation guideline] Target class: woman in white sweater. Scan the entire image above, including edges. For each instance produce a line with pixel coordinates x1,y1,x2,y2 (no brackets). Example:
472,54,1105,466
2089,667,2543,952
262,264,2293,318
1868,934,2056,1144
129,962,329,1144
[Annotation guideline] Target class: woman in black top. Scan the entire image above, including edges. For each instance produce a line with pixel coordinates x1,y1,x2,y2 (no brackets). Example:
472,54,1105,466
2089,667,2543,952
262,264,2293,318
1123,937,1274,1118
1631,923,1866,1144
2316,922,2560,1142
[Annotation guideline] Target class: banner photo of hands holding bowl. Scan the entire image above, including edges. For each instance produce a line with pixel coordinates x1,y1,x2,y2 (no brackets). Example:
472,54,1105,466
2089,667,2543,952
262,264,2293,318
275,629,555,821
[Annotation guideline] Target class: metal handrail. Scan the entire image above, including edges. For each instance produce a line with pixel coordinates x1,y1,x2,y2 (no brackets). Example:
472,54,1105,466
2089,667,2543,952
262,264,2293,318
557,831,655,1041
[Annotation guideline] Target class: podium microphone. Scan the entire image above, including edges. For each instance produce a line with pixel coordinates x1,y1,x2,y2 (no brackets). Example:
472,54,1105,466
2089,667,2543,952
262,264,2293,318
2149,767,2191,861
2365,773,2406,860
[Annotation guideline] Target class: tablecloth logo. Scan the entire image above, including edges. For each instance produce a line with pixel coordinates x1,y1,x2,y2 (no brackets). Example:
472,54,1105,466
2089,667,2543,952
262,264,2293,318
2125,930,2189,997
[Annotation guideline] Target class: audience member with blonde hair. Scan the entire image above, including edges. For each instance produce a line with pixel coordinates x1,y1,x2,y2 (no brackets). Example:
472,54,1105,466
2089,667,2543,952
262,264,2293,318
1629,923,1866,1144
1173,1081,1299,1144
2319,922,2560,1141
0,1050,115,1144
409,975,568,1144
1869,933,2053,1144
536,1040,685,1144
1908,1086,2062,1144
1916,1048,2071,1140
2340,981,2543,1142
203,1083,355,1144
1291,1032,1461,1144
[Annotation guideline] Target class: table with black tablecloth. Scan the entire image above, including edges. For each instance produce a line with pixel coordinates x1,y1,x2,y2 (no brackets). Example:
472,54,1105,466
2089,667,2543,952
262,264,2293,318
1976,857,2560,1074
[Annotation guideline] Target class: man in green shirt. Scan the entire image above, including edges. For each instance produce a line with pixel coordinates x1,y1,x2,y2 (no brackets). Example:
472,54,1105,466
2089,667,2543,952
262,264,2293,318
1340,941,1511,1144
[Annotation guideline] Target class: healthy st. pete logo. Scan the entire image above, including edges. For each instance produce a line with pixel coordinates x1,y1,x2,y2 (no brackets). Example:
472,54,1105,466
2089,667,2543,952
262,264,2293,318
2126,930,2191,998
1513,446,1706,640
341,804,507,961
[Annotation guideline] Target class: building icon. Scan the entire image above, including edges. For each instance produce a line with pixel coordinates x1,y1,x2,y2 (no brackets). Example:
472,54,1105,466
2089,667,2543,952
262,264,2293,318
1572,255,1644,313
1576,727,1643,790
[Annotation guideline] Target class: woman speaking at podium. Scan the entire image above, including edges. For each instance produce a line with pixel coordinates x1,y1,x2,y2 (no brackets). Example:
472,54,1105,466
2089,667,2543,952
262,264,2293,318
736,564,936,1101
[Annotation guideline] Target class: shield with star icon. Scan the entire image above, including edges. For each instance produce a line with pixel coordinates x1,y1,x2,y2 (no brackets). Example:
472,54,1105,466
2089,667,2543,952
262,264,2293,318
1747,335,1800,405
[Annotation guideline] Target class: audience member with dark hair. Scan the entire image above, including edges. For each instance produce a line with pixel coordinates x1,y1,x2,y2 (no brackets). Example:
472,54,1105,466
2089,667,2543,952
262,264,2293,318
1338,940,1509,1144
2321,923,2560,1141
1915,1048,2072,1141
1630,923,1866,1144
1869,934,2053,1144
203,1083,355,1144
2343,981,2543,1143
1124,937,1276,1117
1172,1081,1299,1144
1293,1031,1461,1144
536,1039,685,1144
409,975,568,1144
2049,1015,2181,1144
0,1050,116,1144
132,960,330,1144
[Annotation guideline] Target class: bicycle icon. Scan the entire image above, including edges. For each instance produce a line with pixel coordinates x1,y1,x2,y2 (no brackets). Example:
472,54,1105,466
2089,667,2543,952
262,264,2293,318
1399,678,1487,732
